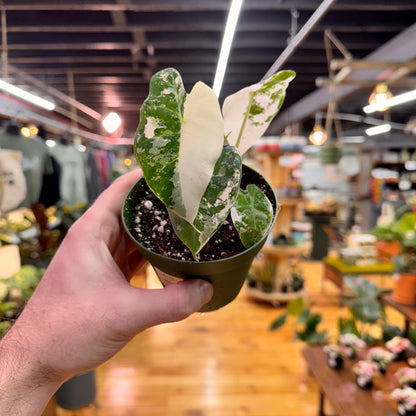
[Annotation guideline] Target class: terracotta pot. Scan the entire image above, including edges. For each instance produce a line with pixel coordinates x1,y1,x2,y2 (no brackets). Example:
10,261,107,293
392,273,416,305
375,240,401,261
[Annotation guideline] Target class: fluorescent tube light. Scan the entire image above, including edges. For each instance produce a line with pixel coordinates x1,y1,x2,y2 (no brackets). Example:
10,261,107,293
212,0,244,97
365,123,391,136
0,79,55,111
363,87,416,114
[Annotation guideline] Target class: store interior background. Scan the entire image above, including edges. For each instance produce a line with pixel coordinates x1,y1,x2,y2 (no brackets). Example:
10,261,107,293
0,1,415,415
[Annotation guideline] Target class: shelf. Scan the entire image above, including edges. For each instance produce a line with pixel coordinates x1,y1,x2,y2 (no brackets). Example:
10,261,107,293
262,242,312,257
246,285,308,306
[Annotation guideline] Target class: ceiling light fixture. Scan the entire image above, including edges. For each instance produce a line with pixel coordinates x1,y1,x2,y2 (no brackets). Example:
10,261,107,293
365,123,391,136
0,79,55,111
212,0,244,97
363,87,416,114
367,82,392,111
102,111,122,134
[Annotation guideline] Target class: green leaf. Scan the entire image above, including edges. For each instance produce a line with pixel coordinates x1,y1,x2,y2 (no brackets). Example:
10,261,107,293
269,313,287,331
231,185,274,249
381,323,403,343
295,313,328,344
286,297,305,317
223,70,296,155
338,317,360,337
135,68,224,224
345,299,380,324
344,276,380,300
169,146,242,259
0,321,11,338
296,308,311,324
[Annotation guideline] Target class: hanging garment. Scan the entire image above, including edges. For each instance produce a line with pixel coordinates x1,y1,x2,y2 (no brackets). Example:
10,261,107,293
48,142,88,205
38,155,62,208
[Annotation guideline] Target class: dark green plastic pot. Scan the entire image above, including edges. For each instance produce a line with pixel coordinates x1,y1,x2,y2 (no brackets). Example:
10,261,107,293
122,165,277,312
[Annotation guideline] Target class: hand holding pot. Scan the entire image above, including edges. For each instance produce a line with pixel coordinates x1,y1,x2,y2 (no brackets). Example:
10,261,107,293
0,170,213,416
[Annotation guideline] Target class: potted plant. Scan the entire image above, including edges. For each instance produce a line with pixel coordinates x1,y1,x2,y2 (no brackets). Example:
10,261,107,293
392,207,416,304
371,204,416,304
323,344,344,369
395,367,416,389
391,387,416,416
367,347,394,373
352,360,379,389
386,336,410,361
338,333,366,358
122,67,295,311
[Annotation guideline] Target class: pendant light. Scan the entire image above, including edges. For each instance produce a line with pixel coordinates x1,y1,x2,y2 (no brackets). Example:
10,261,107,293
308,113,328,146
367,82,392,112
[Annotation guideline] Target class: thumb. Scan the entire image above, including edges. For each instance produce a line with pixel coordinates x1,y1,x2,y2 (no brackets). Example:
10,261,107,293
120,279,213,334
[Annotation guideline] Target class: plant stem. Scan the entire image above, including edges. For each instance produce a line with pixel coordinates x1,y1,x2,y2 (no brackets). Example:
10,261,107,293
236,92,255,150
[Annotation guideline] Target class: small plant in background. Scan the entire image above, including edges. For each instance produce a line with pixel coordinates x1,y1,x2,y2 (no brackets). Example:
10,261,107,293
247,260,276,293
269,297,328,344
323,344,345,369
338,333,366,358
367,347,394,373
395,367,416,388
391,387,416,415
353,360,379,389
338,276,402,345
386,336,410,360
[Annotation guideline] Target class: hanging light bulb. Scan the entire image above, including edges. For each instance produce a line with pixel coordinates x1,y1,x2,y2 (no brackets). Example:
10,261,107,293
368,82,393,112
308,123,327,146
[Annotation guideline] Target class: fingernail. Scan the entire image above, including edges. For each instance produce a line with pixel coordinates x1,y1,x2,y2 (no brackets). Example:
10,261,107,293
199,280,213,304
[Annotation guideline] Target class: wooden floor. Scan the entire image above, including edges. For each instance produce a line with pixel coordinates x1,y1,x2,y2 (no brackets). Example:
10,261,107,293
55,261,402,416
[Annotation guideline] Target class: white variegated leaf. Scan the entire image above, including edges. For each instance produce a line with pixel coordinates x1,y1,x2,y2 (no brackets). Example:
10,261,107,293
223,70,296,156
179,81,224,224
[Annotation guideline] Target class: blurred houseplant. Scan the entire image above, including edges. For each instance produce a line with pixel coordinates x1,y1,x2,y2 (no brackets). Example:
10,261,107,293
373,204,416,305
0,265,44,337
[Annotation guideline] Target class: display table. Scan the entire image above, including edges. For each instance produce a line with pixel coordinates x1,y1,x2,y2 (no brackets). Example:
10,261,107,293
302,346,400,416
322,257,394,301
382,293,416,336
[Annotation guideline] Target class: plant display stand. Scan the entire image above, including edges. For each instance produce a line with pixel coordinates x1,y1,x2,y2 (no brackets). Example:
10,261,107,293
246,242,311,306
245,285,308,307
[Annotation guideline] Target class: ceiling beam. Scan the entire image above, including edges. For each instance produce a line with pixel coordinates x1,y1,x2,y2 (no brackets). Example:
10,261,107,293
268,23,416,134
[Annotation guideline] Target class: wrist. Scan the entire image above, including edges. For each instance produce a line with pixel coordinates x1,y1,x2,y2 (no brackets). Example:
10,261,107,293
0,327,63,415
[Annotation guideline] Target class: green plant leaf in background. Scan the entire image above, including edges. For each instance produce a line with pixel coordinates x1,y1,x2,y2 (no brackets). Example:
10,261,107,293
135,68,224,225
168,145,242,259
223,70,296,156
231,184,274,249
269,313,287,331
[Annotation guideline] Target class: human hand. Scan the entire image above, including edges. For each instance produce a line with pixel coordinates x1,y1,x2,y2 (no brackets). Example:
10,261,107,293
0,169,213,415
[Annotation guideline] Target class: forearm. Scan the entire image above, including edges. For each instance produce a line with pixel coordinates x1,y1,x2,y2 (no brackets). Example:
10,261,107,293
0,327,62,416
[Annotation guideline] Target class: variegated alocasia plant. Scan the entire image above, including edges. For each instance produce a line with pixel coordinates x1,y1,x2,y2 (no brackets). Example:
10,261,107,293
134,67,295,260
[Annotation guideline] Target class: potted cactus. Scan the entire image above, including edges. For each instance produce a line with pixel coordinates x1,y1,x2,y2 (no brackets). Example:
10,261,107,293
122,67,295,311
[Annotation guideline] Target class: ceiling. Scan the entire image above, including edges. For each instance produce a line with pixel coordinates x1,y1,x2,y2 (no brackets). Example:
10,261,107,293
0,0,415,144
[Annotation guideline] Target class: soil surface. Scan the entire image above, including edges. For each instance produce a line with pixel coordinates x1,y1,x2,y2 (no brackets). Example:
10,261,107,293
126,167,275,262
